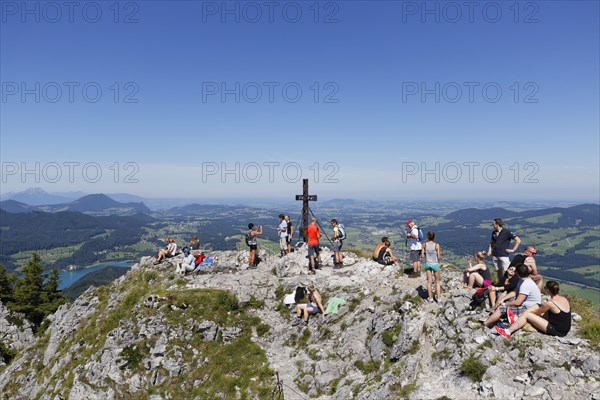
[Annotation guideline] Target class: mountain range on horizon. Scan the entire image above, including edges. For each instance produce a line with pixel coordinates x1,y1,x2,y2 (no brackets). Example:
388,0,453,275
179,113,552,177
1,187,597,212
0,193,150,216
0,187,146,206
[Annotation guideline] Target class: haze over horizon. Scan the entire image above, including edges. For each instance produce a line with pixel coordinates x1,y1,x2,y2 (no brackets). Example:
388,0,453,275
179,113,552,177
1,1,598,201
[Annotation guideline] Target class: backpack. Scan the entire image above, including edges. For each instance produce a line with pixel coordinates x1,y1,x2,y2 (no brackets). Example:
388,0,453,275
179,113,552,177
469,288,489,310
245,232,256,246
415,226,424,242
294,287,307,303
193,253,206,267
337,224,346,241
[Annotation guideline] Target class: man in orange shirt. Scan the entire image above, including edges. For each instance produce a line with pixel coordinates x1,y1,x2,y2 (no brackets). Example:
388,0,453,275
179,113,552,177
305,218,322,275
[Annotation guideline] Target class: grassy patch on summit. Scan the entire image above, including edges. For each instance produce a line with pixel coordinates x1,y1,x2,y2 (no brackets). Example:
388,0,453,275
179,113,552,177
7,269,275,400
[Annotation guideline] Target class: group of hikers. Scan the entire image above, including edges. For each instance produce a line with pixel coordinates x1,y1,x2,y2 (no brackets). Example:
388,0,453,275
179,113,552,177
152,235,207,274
245,215,345,274
152,215,572,339
278,215,571,339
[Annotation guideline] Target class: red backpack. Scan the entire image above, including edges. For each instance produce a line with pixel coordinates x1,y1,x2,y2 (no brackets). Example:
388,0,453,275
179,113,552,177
193,254,206,267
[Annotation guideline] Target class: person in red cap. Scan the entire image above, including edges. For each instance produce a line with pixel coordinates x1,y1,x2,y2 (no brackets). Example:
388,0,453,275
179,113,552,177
406,220,422,278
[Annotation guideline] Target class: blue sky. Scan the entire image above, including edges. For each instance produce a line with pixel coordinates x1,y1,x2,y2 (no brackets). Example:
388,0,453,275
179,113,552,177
1,1,599,201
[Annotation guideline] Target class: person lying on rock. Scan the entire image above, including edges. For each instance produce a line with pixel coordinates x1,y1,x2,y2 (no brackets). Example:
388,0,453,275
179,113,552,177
483,263,542,328
495,280,571,339
294,285,325,325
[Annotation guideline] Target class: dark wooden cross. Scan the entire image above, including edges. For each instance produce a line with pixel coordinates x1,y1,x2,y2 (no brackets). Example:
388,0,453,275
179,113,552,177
295,178,317,242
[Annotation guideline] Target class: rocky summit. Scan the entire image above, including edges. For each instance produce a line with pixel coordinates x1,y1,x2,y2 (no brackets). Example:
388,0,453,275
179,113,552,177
1,246,599,400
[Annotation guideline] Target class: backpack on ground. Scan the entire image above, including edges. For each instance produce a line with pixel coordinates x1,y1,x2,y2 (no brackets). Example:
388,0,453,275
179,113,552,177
337,224,347,241
193,253,206,267
295,287,307,303
469,288,489,310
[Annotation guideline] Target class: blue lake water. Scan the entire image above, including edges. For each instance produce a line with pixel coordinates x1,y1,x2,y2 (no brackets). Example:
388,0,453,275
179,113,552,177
58,261,131,290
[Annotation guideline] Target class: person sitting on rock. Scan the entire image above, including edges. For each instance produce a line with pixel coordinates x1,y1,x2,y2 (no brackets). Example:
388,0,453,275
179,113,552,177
375,240,398,266
372,237,389,261
154,238,178,264
463,251,492,289
488,265,520,308
495,280,571,339
189,235,200,250
483,263,542,327
176,247,195,275
294,284,325,325
509,245,543,290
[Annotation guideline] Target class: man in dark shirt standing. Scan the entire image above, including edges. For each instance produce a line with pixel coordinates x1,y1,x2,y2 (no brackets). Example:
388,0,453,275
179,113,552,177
487,218,521,283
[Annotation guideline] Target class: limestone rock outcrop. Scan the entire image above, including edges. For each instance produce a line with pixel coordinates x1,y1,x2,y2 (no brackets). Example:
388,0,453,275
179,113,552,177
1,246,598,399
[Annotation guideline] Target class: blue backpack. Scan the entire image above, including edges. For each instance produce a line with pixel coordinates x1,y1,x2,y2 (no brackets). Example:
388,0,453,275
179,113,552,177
416,227,424,242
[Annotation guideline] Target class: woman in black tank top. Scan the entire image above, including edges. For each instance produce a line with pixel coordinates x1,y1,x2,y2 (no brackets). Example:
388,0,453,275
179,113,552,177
494,281,571,339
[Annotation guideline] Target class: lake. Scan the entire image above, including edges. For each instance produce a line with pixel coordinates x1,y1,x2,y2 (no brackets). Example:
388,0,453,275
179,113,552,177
58,261,131,290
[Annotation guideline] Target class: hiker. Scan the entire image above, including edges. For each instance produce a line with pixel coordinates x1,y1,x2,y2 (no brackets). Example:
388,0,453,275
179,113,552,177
285,215,294,253
331,219,344,268
154,238,177,264
189,235,200,250
406,220,422,278
488,264,520,308
495,281,571,339
463,251,492,289
294,284,325,325
246,223,263,268
422,231,442,303
373,237,389,261
305,218,321,274
375,240,398,266
176,247,195,275
484,263,542,327
509,245,543,290
487,218,521,283
276,214,289,257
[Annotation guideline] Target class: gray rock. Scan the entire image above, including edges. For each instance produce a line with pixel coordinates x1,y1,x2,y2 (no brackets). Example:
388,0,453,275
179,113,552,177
221,326,242,342
583,354,600,375
525,386,546,397
1,250,598,400
197,320,219,341
0,302,35,351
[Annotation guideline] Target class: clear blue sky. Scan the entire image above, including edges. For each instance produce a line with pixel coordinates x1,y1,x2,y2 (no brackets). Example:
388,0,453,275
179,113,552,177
1,1,598,201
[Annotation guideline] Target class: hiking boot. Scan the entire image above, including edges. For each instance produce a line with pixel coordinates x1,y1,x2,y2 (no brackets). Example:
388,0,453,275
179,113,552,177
506,307,517,325
292,317,302,326
427,297,434,303
494,326,511,339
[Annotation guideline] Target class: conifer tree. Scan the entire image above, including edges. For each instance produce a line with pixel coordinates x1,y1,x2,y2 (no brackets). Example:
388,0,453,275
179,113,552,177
0,265,15,301
8,254,66,329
